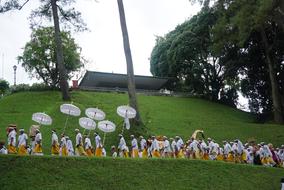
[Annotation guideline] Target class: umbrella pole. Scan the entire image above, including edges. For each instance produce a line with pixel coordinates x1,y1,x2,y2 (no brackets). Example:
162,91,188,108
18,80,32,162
88,130,91,136
103,132,106,146
63,114,69,133
121,123,125,135
83,128,86,135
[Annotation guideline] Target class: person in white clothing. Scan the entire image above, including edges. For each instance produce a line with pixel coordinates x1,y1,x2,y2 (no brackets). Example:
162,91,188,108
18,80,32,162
118,134,128,157
7,128,17,154
130,135,139,158
75,129,86,156
151,136,160,158
51,130,59,155
59,134,67,156
170,138,177,158
84,135,94,157
17,129,28,155
34,129,43,155
139,136,147,158
94,133,103,157
163,136,171,158
66,136,74,156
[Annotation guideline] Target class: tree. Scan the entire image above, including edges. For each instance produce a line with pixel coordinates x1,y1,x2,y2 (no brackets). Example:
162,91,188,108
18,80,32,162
117,0,142,125
150,8,240,105
211,0,284,123
0,0,87,100
18,27,83,88
0,79,9,95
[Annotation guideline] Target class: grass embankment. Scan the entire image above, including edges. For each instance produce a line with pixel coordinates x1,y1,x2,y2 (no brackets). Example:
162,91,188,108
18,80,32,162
0,90,284,154
0,155,284,190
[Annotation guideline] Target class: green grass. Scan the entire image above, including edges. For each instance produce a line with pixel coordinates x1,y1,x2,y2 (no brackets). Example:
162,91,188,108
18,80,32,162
1,155,284,190
0,90,283,155
1,90,284,190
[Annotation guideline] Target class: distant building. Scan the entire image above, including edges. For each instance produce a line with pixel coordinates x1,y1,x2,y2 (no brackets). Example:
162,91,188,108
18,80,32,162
78,70,169,92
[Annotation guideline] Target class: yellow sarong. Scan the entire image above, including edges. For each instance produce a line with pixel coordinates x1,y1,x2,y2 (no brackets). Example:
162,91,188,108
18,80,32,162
34,144,43,153
241,152,247,162
51,144,59,155
86,148,94,157
61,146,68,156
152,150,160,158
8,145,17,154
142,148,148,158
123,150,129,158
203,153,209,160
177,150,184,158
132,149,139,158
227,153,234,162
216,154,223,161
75,145,87,156
18,145,27,155
95,147,103,157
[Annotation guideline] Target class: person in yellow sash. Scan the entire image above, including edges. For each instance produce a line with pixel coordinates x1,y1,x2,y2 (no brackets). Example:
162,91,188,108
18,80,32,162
163,136,171,158
84,135,94,157
94,132,103,157
216,147,224,161
130,135,139,158
75,129,87,156
7,128,17,154
51,130,59,155
170,137,177,158
151,136,160,158
139,136,148,158
34,129,43,155
17,129,28,155
118,134,128,158
60,134,68,156
176,136,185,158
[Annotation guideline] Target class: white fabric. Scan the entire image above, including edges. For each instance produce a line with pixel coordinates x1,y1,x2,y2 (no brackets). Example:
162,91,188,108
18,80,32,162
131,138,138,150
35,133,42,144
223,143,232,155
95,135,101,148
164,140,171,153
237,140,244,154
176,138,184,151
118,137,126,150
52,133,59,145
66,139,74,156
200,141,207,153
208,141,215,153
140,138,147,150
171,140,177,152
151,139,160,151
18,133,28,147
8,130,16,146
76,133,82,146
0,147,8,154
189,140,199,152
85,137,92,149
60,137,67,147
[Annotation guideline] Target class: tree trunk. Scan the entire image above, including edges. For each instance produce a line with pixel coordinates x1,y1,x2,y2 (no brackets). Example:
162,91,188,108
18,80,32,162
117,0,142,125
260,27,283,123
51,0,71,101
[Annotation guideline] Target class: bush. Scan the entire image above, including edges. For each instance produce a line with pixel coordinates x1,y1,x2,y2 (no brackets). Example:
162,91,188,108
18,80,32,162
10,83,58,93
0,79,9,95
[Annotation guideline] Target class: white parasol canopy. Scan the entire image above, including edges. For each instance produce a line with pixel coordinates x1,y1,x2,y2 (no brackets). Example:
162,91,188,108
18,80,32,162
85,108,105,121
98,120,116,133
32,112,52,125
79,117,96,130
117,105,136,119
60,104,81,116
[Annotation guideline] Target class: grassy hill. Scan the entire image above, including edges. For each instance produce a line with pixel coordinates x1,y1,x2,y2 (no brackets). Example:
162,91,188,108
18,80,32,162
1,155,284,190
0,90,283,154
1,90,284,190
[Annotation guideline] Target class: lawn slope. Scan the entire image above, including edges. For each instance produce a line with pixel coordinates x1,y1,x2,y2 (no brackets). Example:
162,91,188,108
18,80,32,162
1,155,284,190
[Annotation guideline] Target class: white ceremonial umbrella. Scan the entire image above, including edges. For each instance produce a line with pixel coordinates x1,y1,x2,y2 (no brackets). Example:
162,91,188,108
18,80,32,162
117,105,136,119
32,112,52,126
79,117,96,136
98,120,116,145
60,103,81,133
117,105,136,133
85,108,106,121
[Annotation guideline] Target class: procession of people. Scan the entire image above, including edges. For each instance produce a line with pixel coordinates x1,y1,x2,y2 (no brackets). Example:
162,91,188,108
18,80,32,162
0,126,283,168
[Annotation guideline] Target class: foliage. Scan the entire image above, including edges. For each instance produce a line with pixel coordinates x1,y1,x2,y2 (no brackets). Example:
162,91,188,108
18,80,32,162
10,83,56,93
18,27,83,88
0,156,284,190
0,79,9,95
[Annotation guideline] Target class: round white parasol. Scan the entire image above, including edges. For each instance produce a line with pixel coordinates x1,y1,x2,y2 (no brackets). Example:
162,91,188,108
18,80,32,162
98,120,116,145
85,108,106,121
117,105,136,119
79,117,96,130
32,112,52,125
60,103,81,133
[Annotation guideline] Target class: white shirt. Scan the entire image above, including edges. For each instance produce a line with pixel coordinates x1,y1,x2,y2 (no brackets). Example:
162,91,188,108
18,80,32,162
95,135,101,148
140,139,147,150
52,133,59,145
67,139,74,154
200,141,207,152
131,138,138,149
164,140,171,152
0,146,8,154
8,130,16,146
224,143,232,155
176,138,184,151
151,139,160,151
85,137,92,149
60,137,67,147
35,133,42,144
171,140,177,152
76,133,82,146
237,140,244,154
208,141,215,153
18,133,28,147
118,137,126,150
190,140,199,152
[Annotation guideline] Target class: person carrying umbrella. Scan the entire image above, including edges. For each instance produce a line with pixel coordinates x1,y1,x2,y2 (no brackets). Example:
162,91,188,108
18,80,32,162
75,129,87,156
34,129,43,155
84,135,94,157
94,132,103,157
51,130,59,156
130,135,139,158
18,129,28,155
7,127,17,154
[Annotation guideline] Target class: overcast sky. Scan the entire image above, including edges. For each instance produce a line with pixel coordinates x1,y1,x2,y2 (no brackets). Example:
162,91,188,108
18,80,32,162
0,0,201,85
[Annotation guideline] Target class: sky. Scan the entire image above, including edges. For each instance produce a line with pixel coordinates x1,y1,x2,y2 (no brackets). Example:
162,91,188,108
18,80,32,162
0,0,201,85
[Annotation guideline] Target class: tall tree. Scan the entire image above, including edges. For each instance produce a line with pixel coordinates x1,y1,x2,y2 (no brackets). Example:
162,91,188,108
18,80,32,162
0,0,87,101
117,0,142,125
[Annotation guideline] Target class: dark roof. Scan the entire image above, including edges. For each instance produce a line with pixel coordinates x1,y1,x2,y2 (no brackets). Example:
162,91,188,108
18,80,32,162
79,71,169,91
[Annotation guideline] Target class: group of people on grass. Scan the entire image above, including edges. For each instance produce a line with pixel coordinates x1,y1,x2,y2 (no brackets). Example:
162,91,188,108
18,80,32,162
1,127,283,168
